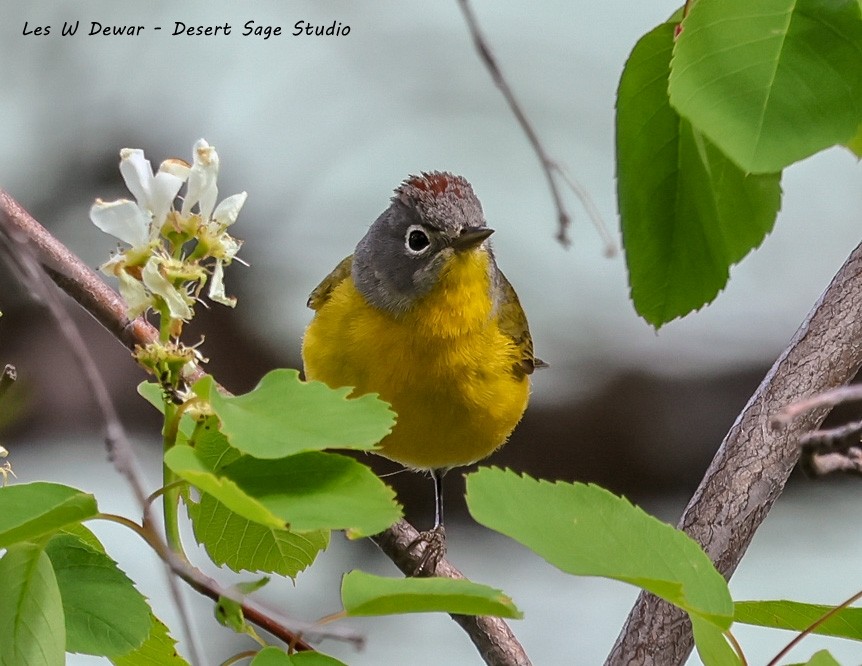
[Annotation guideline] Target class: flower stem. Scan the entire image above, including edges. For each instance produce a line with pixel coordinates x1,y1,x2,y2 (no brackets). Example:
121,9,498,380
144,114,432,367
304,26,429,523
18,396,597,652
162,398,186,558
95,512,156,546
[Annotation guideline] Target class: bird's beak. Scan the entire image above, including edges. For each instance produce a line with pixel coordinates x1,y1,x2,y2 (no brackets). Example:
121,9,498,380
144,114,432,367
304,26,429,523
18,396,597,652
452,226,494,251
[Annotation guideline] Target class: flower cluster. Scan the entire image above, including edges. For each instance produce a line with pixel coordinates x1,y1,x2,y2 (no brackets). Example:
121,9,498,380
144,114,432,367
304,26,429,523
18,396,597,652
90,139,245,329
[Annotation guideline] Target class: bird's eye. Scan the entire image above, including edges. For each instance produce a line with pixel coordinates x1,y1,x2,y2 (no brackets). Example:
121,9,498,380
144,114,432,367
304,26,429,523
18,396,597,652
405,225,431,254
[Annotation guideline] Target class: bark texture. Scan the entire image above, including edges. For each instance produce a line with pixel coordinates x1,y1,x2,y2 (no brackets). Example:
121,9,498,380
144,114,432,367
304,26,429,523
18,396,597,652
607,240,862,664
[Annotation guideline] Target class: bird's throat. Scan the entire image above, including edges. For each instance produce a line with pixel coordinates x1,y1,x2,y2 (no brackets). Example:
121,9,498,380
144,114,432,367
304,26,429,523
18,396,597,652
402,249,493,339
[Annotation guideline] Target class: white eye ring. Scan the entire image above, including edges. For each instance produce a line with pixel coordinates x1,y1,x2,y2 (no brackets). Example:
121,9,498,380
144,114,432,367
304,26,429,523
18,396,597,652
404,224,431,255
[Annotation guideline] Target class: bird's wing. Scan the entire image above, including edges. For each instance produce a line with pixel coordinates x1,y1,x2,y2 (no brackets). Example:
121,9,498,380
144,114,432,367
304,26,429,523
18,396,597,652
493,267,547,375
307,255,353,311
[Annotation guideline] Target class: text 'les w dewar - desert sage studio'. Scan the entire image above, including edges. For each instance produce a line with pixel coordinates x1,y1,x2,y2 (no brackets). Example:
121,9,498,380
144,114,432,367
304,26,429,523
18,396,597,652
21,20,350,39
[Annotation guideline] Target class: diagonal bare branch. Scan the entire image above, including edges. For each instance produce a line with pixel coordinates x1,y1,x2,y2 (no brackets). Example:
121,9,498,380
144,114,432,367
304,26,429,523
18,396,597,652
0,190,352,656
456,0,615,255
0,189,530,666
373,521,532,666
606,239,862,664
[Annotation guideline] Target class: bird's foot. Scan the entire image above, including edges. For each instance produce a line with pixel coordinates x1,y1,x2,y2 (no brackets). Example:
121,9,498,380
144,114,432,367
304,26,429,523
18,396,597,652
408,525,447,577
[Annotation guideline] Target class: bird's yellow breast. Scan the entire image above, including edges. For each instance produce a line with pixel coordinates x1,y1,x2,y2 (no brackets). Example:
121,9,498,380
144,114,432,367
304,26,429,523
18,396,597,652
302,250,530,470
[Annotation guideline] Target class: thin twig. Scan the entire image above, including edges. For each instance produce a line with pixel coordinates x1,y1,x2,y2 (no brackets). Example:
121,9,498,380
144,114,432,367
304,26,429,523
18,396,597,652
0,216,204,665
766,588,862,666
803,447,862,477
0,189,531,666
96,513,361,649
724,630,747,666
373,520,532,666
0,193,339,657
555,165,617,257
772,384,862,428
456,0,616,255
798,418,862,448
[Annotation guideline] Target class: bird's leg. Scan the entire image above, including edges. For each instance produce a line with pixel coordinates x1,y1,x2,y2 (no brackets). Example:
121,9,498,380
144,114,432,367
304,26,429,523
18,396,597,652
408,468,447,576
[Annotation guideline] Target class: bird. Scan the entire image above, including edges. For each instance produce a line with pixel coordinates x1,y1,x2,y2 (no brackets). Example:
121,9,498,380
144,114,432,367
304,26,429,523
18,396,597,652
302,172,544,574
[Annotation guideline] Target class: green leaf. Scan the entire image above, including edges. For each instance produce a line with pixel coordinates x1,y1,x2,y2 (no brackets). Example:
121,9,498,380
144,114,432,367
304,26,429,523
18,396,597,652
251,647,347,666
736,599,862,641
341,570,522,618
45,533,152,658
110,614,189,666
166,445,401,536
690,615,742,666
617,21,781,327
465,468,733,629
187,493,328,578
0,482,99,548
194,369,395,458
790,650,842,666
222,451,401,537
669,0,862,173
846,121,862,157
137,381,166,412
214,577,270,643
189,415,242,471
0,543,65,666
164,445,286,529
55,523,105,552
215,591,252,636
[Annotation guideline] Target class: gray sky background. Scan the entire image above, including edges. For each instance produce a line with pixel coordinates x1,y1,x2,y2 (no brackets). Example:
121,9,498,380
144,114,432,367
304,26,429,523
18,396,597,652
4,0,860,408
4,4,862,664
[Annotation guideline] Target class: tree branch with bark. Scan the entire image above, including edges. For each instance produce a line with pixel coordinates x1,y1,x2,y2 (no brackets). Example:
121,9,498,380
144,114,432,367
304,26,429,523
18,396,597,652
0,189,530,666
607,239,862,664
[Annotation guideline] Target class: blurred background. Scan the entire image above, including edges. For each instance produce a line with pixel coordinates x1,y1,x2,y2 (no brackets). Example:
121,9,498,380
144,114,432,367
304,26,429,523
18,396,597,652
2,1,862,664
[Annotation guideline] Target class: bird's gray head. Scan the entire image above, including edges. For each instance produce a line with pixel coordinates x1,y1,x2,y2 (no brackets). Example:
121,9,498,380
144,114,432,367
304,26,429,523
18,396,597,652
352,172,494,314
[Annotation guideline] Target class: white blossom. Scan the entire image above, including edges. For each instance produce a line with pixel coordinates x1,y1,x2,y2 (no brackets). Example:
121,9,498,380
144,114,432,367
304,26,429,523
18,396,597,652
90,139,245,324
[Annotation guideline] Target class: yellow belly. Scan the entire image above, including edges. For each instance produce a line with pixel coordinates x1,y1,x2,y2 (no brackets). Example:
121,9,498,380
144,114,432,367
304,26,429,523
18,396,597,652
302,251,530,470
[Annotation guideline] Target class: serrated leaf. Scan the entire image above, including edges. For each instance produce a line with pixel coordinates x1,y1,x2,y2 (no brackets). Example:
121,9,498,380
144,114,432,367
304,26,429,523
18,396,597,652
111,614,188,666
466,468,733,629
669,0,862,173
45,533,152,658
189,415,242,471
0,543,65,666
341,570,522,618
188,493,328,578
167,445,401,536
193,370,395,458
251,647,347,666
55,523,105,552
220,451,401,536
164,445,286,529
736,599,862,641
617,21,781,327
0,482,99,548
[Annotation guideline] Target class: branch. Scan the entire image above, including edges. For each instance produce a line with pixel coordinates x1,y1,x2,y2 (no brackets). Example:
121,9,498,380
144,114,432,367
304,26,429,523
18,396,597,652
372,521,532,666
606,239,862,664
0,191,159,353
0,190,531,666
0,191,331,656
456,0,616,255
0,206,203,662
